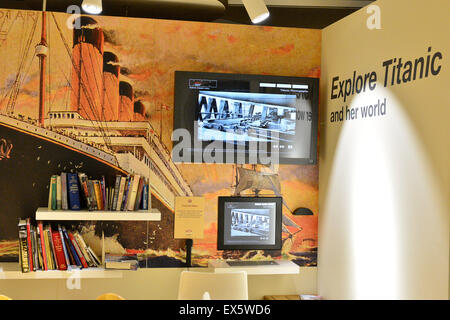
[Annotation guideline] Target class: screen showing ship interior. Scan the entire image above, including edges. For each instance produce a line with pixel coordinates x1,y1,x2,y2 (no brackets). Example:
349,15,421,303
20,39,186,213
193,85,313,160
223,201,277,246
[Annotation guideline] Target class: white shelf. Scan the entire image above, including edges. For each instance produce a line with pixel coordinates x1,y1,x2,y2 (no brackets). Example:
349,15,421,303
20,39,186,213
0,266,123,280
208,260,300,275
36,207,161,221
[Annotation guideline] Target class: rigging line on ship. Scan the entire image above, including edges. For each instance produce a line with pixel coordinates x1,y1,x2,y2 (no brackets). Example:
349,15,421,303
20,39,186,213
47,13,52,112
3,14,38,114
5,16,37,113
50,12,112,150
0,10,20,44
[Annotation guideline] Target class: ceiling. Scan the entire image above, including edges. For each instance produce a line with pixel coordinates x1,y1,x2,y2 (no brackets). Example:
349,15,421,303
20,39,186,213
0,0,374,28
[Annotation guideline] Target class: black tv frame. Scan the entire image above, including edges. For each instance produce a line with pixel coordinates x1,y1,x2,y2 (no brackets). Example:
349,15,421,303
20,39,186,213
217,196,283,251
173,71,319,165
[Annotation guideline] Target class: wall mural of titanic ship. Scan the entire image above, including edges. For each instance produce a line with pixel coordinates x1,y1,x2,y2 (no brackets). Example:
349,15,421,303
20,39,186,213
0,11,193,265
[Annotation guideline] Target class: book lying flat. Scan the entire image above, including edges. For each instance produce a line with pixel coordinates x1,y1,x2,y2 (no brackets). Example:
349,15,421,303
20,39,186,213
104,253,139,270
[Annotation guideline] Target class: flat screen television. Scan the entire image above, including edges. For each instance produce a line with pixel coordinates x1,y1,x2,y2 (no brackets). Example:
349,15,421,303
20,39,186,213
172,71,319,165
217,196,283,250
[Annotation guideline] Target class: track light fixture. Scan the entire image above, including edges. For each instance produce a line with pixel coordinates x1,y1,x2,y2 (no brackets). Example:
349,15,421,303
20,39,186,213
82,0,103,15
242,0,270,24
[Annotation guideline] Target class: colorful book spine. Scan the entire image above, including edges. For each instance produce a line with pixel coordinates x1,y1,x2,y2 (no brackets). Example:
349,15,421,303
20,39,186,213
18,219,30,273
47,226,58,270
35,226,43,270
86,246,101,266
62,228,81,267
116,176,126,211
26,218,34,272
31,226,39,270
74,233,94,267
101,176,107,210
134,177,144,211
51,230,68,270
51,175,57,210
87,180,98,210
68,232,88,268
62,230,76,266
61,172,68,210
48,176,53,210
58,225,70,267
67,173,81,210
56,175,62,210
38,222,48,271
142,183,149,210
127,175,140,211
93,180,103,210
112,175,121,211
78,173,93,211
42,226,53,269
121,176,132,211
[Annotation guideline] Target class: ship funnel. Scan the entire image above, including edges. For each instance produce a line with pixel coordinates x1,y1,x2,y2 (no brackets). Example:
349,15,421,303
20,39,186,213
134,100,146,121
73,16,104,54
119,80,134,121
70,16,104,120
102,51,120,121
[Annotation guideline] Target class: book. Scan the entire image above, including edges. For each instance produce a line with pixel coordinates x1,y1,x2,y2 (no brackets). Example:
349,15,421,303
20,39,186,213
46,226,57,270
127,175,141,211
18,219,30,273
58,225,71,267
26,218,34,272
134,176,145,211
67,173,81,210
48,176,53,210
56,175,62,210
68,232,88,268
112,175,121,211
73,232,94,267
121,176,132,211
35,226,44,270
61,229,76,266
42,225,53,269
93,180,103,210
87,180,98,210
142,183,149,210
62,227,82,267
86,247,101,266
61,172,68,210
37,222,48,271
78,173,94,211
101,176,107,210
50,175,57,210
51,229,68,270
108,187,114,211
116,176,127,211
104,253,139,270
31,226,39,271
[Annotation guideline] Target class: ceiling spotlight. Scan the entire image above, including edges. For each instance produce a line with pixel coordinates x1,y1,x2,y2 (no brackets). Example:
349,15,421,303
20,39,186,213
242,0,270,24
82,0,103,15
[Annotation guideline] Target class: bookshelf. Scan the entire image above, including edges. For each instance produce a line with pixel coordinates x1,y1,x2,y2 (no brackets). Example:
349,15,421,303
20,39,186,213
36,207,161,221
0,264,123,280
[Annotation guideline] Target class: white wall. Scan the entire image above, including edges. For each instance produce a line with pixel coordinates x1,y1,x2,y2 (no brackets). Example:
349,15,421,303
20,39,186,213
318,0,449,299
0,265,317,300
